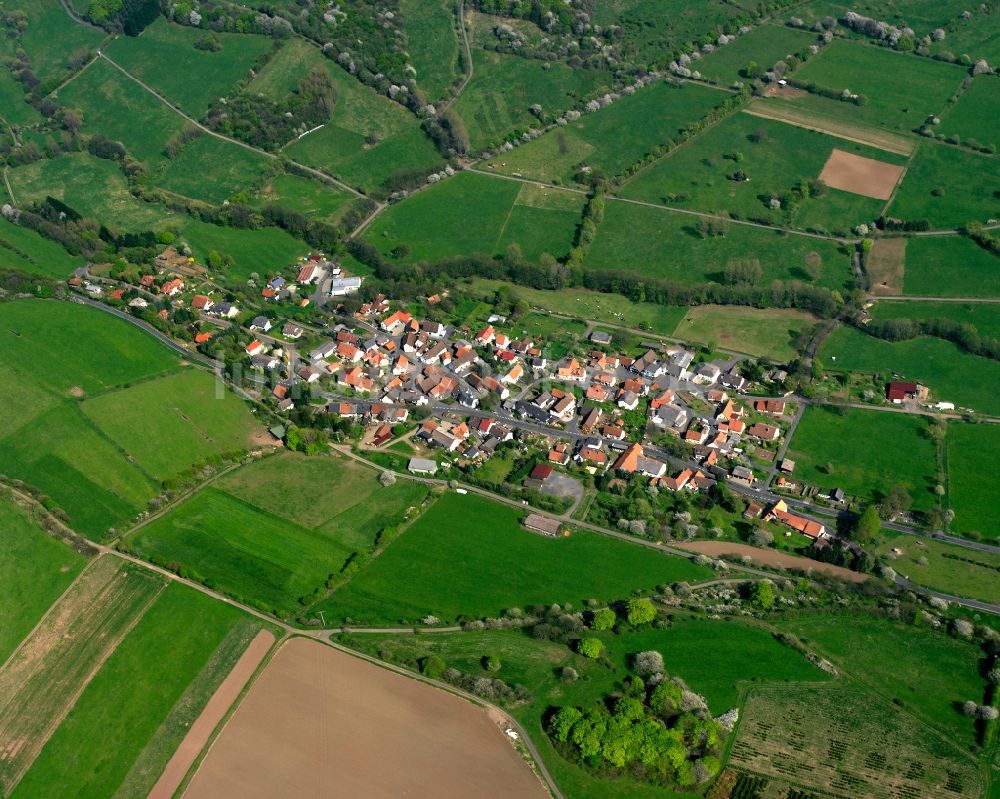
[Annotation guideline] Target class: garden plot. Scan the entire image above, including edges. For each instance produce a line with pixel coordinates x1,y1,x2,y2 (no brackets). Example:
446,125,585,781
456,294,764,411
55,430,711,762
818,148,905,200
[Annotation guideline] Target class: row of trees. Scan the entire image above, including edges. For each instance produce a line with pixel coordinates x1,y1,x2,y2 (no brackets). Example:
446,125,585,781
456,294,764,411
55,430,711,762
864,316,1000,362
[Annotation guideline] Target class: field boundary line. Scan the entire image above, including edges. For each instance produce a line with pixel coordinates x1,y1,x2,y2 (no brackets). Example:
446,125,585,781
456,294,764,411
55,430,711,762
741,104,914,156
879,147,916,217
46,52,100,98
491,189,522,252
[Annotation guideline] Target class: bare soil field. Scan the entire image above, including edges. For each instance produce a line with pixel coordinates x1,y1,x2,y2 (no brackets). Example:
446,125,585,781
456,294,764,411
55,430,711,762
677,541,869,583
743,103,914,156
148,630,276,799
818,149,906,200
867,237,907,295
182,638,549,799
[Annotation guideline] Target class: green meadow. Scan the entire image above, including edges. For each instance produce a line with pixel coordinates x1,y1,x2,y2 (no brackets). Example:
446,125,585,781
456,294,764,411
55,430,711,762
179,220,310,283
696,25,819,85
902,236,1000,298
158,135,271,204
938,75,1000,152
250,173,358,225
5,0,104,86
401,0,462,101
673,305,817,362
870,299,1000,339
947,422,1000,540
877,532,1000,602
0,219,85,279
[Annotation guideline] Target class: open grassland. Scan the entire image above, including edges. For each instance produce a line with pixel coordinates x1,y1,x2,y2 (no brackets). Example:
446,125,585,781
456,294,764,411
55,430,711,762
0,557,164,795
9,583,250,799
939,75,1000,152
866,236,906,294
621,112,905,234
930,15,1000,63
871,299,1000,339
0,71,42,127
821,324,1000,414
158,135,271,204
0,219,84,279
8,152,182,232
316,492,713,624
245,39,321,100
0,497,85,664
401,0,461,102
730,685,981,799
878,532,1000,603
5,0,103,86
366,171,584,262
179,219,310,283
81,369,262,482
673,305,816,362
789,39,967,131
696,25,819,85
587,200,854,290
887,142,1000,228
902,236,1000,297
250,172,357,224
786,0,973,35
56,59,185,167
454,48,611,151
785,405,938,509
488,80,728,185
776,615,986,749
947,422,1000,541
105,19,273,118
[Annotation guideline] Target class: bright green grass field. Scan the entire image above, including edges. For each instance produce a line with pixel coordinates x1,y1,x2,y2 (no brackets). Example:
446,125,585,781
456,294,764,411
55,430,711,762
81,369,262,482
821,324,1000,415
317,492,714,624
10,581,246,799
490,80,728,185
6,0,104,85
454,48,612,151
947,422,1000,540
250,173,357,224
56,59,185,167
887,142,1000,228
778,615,985,748
621,112,905,234
105,18,274,117
366,171,585,262
0,69,42,127
939,75,1000,152
785,405,938,509
401,0,461,102
158,135,271,204
673,305,817,362
0,219,85,279
877,532,1000,603
587,200,854,290
8,152,181,232
245,38,320,100
871,299,1000,340
696,25,819,85
180,219,310,283
929,15,1000,64
902,235,1000,298
0,497,85,664
790,39,967,131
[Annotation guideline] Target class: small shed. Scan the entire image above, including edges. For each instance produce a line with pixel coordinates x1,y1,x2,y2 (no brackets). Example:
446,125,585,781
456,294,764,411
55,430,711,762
524,514,562,537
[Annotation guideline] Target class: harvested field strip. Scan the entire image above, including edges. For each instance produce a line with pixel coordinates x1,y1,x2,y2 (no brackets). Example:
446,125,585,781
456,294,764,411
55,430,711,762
867,237,906,295
674,541,868,583
147,629,275,799
743,103,914,155
0,557,164,794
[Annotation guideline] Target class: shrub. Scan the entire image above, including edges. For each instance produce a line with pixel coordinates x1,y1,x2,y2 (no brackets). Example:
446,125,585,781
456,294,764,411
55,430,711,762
577,637,604,658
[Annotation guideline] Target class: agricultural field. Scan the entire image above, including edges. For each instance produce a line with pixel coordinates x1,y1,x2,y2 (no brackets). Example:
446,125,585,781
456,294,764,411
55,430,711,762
179,219,311,283
938,75,1000,152
821,323,1000,414
81,368,263,482
947,422,1000,541
400,0,462,102
249,172,359,225
314,492,714,624
453,48,612,151
621,112,907,234
586,200,855,290
0,219,85,279
672,305,817,362
157,135,271,204
7,152,182,232
0,496,85,664
486,79,729,185
695,25,819,85
785,405,938,510
365,171,585,263
878,532,1000,603
870,299,1000,339
4,0,104,86
900,236,1000,297
56,59,185,168
104,18,274,117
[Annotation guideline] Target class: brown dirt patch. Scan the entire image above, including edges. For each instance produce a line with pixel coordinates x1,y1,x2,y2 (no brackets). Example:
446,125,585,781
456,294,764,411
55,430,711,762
182,638,549,799
69,386,84,398
677,541,869,583
149,630,275,799
763,83,807,99
818,148,905,200
867,238,907,295
743,103,914,156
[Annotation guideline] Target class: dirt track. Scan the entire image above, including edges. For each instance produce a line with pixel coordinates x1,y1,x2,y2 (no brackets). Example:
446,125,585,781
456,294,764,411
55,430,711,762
148,630,275,799
676,541,869,583
743,104,914,156
182,638,549,799
818,149,905,200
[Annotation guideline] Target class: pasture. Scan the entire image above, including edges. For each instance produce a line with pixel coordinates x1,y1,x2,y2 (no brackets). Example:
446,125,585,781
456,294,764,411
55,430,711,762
401,0,461,102
158,135,271,204
929,15,1000,64
179,219,311,283
365,171,584,263
245,38,323,101
315,492,713,624
620,112,906,234
947,422,1000,541
696,24,819,85
870,299,1000,339
250,173,357,224
105,18,274,117
0,219,85,279
81,368,262,482
56,59,185,167
9,582,248,799
888,142,1000,227
939,75,1000,152
5,0,103,86
785,405,938,509
821,324,1000,415
0,496,85,664
0,70,42,127
902,235,1000,297
866,236,906,295
878,532,1000,603
453,48,611,151
488,79,728,185
672,305,817,362
586,200,854,290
